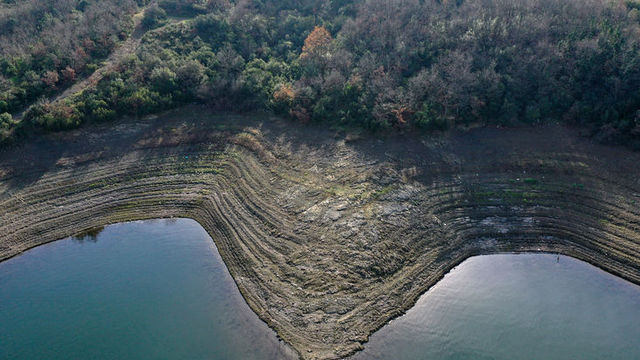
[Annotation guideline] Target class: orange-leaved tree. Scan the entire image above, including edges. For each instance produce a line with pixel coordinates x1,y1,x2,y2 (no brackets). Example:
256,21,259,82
271,83,295,113
300,26,332,60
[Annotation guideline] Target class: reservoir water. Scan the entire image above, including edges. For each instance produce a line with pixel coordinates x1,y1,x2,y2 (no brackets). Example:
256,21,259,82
0,219,297,360
353,254,640,360
2,220,640,360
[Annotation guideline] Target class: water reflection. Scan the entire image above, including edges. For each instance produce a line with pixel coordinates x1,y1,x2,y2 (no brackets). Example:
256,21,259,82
353,254,640,360
72,226,105,242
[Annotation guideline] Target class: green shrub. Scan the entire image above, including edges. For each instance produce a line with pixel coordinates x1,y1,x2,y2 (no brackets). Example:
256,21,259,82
415,104,447,131
0,112,15,129
142,5,167,29
25,103,82,131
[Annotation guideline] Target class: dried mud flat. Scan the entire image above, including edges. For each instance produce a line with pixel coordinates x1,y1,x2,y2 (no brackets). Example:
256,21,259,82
1,105,639,359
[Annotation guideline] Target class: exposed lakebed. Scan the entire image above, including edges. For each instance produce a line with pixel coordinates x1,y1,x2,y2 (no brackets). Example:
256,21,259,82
1,219,640,360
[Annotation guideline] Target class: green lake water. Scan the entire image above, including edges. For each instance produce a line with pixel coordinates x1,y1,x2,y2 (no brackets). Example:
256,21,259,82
2,219,640,360
0,219,297,360
353,254,640,360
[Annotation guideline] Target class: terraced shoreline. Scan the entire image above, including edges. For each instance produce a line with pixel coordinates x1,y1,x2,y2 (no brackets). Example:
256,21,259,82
1,105,639,359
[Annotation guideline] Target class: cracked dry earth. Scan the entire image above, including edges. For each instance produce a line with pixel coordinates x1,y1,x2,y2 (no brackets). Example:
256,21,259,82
1,105,640,359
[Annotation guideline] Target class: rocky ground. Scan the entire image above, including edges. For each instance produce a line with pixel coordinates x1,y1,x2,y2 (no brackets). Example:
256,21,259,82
1,105,639,359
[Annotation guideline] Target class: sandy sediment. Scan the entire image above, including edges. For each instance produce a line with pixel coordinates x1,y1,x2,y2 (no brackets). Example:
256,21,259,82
1,105,639,359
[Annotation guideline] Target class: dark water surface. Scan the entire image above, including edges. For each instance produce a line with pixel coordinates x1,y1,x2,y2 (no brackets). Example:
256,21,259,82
353,254,640,360
0,219,297,360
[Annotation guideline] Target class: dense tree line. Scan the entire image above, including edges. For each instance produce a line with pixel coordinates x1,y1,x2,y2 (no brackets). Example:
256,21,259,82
3,0,640,148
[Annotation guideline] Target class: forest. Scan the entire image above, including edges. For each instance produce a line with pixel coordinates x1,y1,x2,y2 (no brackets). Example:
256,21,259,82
1,0,640,148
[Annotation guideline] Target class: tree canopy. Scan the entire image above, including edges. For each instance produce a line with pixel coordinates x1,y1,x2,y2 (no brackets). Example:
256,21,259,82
1,0,640,148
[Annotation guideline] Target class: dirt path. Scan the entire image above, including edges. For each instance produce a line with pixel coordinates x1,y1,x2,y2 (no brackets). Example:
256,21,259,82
11,6,150,121
49,10,148,104
51,11,193,105
49,6,153,105
1,106,640,359
14,4,190,120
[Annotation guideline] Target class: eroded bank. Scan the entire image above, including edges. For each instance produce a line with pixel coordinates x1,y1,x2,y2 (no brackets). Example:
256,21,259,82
1,106,639,359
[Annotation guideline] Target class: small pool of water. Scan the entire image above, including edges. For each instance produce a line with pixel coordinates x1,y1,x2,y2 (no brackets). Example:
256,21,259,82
0,219,298,360
353,253,640,360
